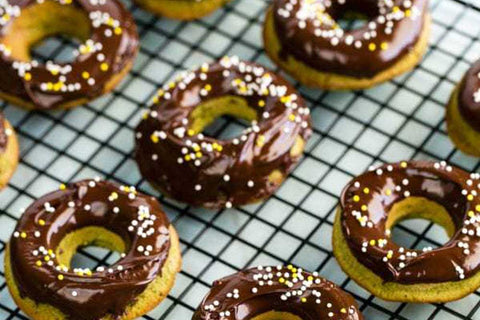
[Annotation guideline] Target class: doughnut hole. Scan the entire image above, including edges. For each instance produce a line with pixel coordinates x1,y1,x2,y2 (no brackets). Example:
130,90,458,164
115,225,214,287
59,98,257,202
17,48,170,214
252,311,301,320
55,226,126,271
386,197,457,249
0,1,91,62
187,96,306,190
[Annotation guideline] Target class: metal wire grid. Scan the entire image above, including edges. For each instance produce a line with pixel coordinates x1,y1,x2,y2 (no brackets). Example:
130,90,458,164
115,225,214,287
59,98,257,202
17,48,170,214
0,0,480,319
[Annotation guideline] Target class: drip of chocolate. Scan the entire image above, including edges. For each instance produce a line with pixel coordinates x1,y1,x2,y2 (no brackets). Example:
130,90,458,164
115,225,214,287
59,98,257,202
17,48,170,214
9,180,171,320
340,161,480,284
193,266,363,320
0,0,138,109
0,111,7,152
458,60,480,132
272,0,429,78
135,56,312,208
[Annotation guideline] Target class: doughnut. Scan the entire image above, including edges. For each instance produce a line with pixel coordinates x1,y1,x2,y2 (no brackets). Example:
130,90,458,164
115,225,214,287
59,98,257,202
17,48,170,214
0,111,19,188
263,0,431,90
0,0,138,110
5,179,182,320
134,0,230,21
447,59,480,157
193,265,364,320
134,56,312,209
333,161,480,303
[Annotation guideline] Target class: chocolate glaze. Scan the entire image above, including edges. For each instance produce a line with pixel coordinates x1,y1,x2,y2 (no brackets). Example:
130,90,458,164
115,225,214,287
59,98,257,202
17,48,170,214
272,0,429,78
135,56,312,209
0,0,138,109
458,60,480,132
0,111,7,152
193,266,363,320
340,161,480,284
9,179,171,320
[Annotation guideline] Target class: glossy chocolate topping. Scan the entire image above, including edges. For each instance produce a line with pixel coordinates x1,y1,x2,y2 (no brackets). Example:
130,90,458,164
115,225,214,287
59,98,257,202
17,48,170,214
135,56,312,209
0,111,7,152
272,0,429,78
458,60,480,132
193,265,363,320
340,161,480,284
0,0,138,109
9,179,171,320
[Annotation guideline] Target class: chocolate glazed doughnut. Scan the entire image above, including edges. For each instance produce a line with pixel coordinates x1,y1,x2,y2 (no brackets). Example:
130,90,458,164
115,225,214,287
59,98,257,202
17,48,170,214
264,0,431,90
135,56,312,209
0,0,138,110
193,265,364,320
333,161,480,302
447,59,480,157
0,111,19,188
5,179,182,320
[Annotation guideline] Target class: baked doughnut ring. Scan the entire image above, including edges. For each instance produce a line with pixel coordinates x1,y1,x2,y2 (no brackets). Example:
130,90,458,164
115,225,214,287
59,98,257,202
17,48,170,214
5,179,182,320
0,0,138,110
193,265,364,320
0,111,19,188
333,161,480,303
134,0,230,20
135,56,311,209
264,0,431,90
447,59,480,157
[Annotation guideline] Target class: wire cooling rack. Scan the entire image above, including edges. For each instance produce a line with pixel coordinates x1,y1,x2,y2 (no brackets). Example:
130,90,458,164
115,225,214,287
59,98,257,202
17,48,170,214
1,0,480,319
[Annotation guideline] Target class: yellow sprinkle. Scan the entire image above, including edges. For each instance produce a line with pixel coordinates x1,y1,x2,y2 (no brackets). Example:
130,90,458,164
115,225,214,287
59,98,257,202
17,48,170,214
58,274,64,280
205,84,212,91
341,308,347,314
363,188,370,194
60,183,66,190
150,133,159,143
20,232,27,238
256,135,266,147
308,276,314,281
476,205,480,212
405,9,411,17
380,42,389,50
258,100,265,107
24,72,32,81
44,256,50,261
368,43,376,51
469,211,475,218
100,63,109,72
169,82,175,88
50,69,59,76
185,154,191,161
385,189,392,196
114,27,122,35
193,145,200,152
369,239,376,246
468,194,474,201
279,277,285,283
196,152,202,158
400,161,408,168
187,129,195,136
387,251,393,259
36,261,42,267
288,114,296,121
361,205,368,211
353,195,360,202
301,297,307,303
287,265,293,270
393,6,400,12
38,219,46,226
82,71,90,79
